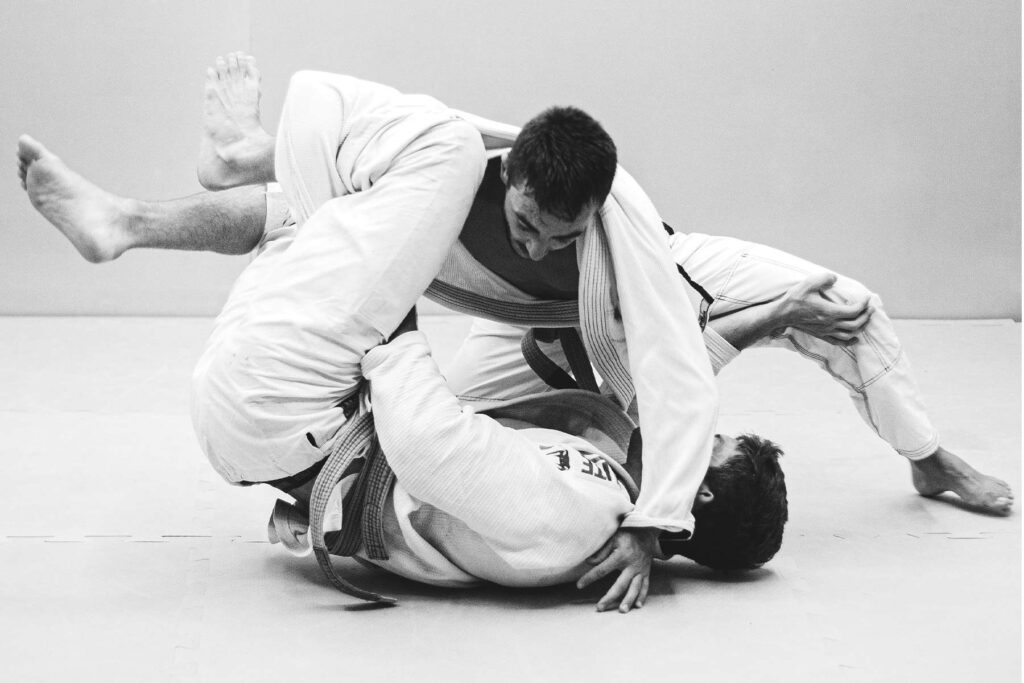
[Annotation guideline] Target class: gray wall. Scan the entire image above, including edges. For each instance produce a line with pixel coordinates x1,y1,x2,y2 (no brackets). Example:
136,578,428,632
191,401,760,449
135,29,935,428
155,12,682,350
1,0,1019,319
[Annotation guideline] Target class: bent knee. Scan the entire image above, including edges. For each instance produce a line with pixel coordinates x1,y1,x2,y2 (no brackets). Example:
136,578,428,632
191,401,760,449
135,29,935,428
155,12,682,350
833,275,883,310
428,116,487,175
284,69,350,99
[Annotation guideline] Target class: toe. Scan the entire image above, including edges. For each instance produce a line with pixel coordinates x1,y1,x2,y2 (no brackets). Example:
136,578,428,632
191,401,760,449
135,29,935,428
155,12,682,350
227,52,239,75
18,134,47,162
242,55,258,78
215,56,227,79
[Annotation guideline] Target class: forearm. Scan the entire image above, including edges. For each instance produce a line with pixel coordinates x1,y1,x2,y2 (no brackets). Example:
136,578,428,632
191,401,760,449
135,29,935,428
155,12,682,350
601,168,718,534
128,185,267,255
707,299,785,351
362,332,542,520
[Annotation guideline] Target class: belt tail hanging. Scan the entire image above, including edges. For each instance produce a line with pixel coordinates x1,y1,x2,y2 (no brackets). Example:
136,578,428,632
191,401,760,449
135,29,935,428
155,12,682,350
521,327,600,394
309,408,398,607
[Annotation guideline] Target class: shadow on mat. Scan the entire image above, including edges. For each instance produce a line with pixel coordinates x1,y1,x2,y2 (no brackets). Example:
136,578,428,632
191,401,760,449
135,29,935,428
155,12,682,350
263,552,779,611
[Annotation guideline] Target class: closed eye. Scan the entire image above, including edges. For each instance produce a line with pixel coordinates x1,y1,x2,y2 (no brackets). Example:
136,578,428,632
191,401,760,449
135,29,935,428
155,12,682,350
519,221,539,235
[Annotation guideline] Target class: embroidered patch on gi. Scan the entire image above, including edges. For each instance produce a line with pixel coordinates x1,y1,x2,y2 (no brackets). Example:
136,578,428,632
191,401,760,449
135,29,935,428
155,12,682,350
545,447,616,484
548,448,571,471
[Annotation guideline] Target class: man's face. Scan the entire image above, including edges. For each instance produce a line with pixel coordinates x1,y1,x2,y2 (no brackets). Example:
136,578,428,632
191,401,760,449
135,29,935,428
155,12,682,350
501,164,597,261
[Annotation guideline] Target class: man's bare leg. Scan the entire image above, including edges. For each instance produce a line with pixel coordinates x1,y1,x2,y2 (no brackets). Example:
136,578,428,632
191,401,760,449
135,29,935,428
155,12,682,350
911,447,1014,516
17,135,265,262
197,52,276,190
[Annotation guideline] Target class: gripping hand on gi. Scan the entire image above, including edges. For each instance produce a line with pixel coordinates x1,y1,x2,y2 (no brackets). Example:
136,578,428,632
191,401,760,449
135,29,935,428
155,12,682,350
711,271,873,351
576,526,661,613
774,271,873,345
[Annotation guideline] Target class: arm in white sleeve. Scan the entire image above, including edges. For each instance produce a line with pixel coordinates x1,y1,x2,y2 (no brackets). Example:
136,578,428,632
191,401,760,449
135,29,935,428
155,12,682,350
601,169,718,535
362,332,566,540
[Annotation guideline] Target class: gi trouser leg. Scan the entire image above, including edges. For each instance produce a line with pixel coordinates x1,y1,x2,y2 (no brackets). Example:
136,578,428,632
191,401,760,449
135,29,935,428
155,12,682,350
672,232,940,459
191,71,485,482
445,234,940,460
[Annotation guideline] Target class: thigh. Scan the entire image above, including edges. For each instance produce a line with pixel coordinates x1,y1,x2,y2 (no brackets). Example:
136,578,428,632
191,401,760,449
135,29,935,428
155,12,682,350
445,318,562,401
673,233,837,317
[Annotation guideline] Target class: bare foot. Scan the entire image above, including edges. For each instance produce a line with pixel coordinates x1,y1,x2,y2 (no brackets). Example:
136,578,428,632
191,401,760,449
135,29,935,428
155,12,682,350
17,135,134,263
197,52,275,190
911,446,1014,516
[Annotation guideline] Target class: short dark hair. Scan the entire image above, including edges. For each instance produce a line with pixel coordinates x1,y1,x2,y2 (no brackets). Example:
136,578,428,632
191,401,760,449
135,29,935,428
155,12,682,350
505,106,617,221
669,434,788,571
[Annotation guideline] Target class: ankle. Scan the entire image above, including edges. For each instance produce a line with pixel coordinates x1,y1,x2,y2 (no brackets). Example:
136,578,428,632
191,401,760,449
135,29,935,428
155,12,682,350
121,197,155,247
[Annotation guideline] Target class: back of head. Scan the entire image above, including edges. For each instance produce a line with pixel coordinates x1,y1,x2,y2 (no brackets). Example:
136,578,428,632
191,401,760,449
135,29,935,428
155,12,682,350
675,434,788,570
505,106,617,221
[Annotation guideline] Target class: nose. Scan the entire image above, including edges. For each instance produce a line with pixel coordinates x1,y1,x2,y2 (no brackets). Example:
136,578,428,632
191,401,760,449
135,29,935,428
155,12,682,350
525,239,549,261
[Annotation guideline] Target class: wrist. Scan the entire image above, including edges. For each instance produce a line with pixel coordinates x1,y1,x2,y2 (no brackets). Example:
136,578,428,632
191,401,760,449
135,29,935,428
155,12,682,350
764,298,790,335
625,526,662,551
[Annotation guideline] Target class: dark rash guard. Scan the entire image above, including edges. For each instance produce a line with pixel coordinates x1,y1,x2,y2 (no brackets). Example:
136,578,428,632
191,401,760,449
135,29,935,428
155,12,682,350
459,157,580,301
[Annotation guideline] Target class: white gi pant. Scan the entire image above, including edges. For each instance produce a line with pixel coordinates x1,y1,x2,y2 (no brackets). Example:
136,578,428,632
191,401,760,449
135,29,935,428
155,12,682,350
356,332,633,588
447,233,940,460
191,71,486,483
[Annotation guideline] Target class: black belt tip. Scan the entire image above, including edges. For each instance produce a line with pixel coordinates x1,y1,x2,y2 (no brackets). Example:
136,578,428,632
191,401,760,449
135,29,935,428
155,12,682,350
344,599,398,611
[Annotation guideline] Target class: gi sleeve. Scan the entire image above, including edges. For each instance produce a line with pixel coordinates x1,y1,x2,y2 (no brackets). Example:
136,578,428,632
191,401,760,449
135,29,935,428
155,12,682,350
362,332,576,539
601,168,719,536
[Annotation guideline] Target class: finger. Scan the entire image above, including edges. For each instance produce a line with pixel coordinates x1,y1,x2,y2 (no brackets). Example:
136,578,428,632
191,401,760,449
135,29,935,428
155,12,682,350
844,292,872,316
577,557,619,589
585,539,615,566
825,320,866,337
825,334,858,346
637,574,650,609
794,271,837,298
790,270,839,299
619,574,644,613
596,570,634,612
820,294,871,323
804,328,853,346
832,307,873,334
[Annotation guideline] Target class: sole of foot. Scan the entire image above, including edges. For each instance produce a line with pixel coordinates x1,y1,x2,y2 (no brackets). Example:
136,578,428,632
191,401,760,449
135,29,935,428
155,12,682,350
197,51,275,190
18,135,131,263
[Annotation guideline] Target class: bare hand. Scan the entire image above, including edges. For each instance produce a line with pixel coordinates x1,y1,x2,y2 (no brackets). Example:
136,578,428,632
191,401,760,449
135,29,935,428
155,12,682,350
776,272,872,345
576,527,660,613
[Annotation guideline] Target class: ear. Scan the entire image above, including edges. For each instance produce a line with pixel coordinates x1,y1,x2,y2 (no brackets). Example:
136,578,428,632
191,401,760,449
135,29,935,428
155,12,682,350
692,482,715,510
499,154,509,185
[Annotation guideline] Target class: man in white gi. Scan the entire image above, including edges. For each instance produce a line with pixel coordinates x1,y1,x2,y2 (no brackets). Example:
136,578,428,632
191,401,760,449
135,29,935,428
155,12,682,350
263,311,787,608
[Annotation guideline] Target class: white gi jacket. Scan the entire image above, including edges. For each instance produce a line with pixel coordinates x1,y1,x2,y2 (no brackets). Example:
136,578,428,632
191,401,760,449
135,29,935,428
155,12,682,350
427,111,718,534
359,332,635,587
